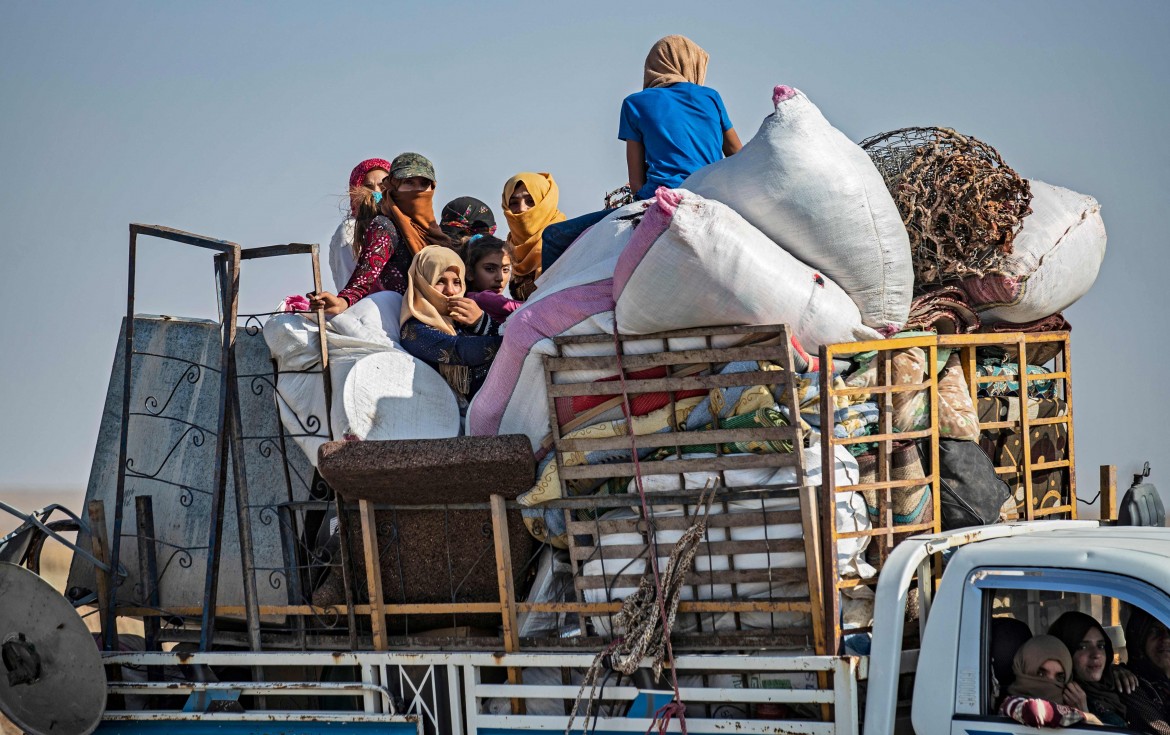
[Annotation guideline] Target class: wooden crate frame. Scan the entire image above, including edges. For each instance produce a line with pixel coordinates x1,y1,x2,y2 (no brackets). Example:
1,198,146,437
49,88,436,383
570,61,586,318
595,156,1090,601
818,334,943,655
940,332,1076,520
541,324,827,653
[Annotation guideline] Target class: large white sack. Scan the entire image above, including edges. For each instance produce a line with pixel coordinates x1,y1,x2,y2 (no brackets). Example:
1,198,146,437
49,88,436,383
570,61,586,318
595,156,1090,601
262,293,458,462
971,180,1106,324
684,85,912,333
614,189,881,349
582,444,872,634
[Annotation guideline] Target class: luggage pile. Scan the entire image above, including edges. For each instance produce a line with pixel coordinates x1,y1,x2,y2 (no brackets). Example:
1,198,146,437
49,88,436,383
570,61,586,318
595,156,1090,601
258,83,1102,653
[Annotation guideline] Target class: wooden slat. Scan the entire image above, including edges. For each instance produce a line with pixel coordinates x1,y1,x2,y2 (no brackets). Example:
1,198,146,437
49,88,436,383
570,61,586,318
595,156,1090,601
557,451,800,480
832,428,933,446
835,521,935,540
545,370,784,398
565,509,803,535
838,477,930,493
544,344,789,372
830,381,932,398
358,499,388,651
574,567,809,590
569,537,807,561
556,426,797,453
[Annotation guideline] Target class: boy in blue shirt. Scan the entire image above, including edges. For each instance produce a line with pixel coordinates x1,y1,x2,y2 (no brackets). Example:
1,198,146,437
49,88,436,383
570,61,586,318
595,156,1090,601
543,35,742,271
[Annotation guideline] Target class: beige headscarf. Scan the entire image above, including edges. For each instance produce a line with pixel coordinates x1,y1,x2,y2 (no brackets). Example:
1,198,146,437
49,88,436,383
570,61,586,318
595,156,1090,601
501,172,567,278
643,35,709,89
1007,635,1072,702
400,246,466,336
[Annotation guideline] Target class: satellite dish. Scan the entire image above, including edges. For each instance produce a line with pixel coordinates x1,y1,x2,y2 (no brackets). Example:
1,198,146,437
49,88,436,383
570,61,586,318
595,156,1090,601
0,562,105,735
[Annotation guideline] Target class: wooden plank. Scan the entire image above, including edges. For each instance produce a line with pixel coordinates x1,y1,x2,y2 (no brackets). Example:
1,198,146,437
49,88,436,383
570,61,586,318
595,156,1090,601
544,344,789,372
545,370,785,397
838,478,932,493
1100,465,1118,521
818,344,841,656
834,521,936,540
87,501,113,647
1062,336,1078,518
573,567,810,590
834,428,933,446
1017,339,1036,520
556,426,798,453
565,509,802,535
490,494,525,715
568,537,807,561
511,600,813,614
557,452,800,481
553,324,786,346
116,603,502,617
357,499,389,650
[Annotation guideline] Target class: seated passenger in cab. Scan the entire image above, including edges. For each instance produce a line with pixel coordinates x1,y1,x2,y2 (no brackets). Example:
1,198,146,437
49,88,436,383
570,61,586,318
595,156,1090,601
999,635,1103,727
399,247,502,404
1123,608,1170,735
463,235,521,326
440,196,497,251
540,34,742,271
990,617,1034,705
329,158,391,290
310,152,452,316
1048,611,1132,727
501,172,565,301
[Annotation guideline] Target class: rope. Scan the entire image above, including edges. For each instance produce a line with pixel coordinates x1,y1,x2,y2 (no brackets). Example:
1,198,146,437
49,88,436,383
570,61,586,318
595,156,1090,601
563,328,714,735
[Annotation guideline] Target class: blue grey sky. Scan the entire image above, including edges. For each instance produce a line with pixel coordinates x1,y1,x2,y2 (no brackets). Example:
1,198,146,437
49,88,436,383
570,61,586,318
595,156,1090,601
1,1,1167,509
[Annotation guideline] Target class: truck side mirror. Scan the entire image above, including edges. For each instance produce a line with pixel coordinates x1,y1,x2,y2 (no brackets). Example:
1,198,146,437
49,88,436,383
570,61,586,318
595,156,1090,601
1117,462,1165,528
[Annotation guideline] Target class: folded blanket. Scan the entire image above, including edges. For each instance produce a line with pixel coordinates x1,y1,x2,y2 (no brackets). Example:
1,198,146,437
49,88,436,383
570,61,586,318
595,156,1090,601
904,286,981,334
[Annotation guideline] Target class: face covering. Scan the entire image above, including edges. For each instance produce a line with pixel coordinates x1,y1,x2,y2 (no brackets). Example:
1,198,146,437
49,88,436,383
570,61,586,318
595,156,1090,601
371,191,383,205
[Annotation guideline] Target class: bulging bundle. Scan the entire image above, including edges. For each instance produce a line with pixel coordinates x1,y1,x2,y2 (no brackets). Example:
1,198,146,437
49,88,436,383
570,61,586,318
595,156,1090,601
861,127,1033,286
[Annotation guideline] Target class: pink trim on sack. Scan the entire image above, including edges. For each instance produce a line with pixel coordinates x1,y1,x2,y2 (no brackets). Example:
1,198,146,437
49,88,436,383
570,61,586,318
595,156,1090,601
877,324,902,337
773,85,797,105
613,189,681,299
468,279,616,436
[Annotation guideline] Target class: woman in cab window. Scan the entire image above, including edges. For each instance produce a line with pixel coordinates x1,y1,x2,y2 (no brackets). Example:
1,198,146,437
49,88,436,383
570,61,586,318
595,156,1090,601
1049,612,1130,727
1124,608,1170,735
999,635,1103,727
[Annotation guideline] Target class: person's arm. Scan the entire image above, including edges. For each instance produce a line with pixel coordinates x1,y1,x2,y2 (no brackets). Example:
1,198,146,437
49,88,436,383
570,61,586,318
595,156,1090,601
626,140,647,196
1124,684,1170,735
401,320,502,368
723,127,743,157
337,219,397,307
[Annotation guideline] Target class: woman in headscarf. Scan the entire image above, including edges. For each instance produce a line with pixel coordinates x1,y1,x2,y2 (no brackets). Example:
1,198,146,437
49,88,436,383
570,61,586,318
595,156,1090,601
309,152,452,316
501,172,566,301
1123,608,1170,735
999,635,1102,727
328,158,391,289
398,246,503,403
1048,612,1131,727
540,34,742,272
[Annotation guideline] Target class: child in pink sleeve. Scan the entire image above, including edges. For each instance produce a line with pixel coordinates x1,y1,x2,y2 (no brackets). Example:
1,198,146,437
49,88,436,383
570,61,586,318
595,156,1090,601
464,235,523,325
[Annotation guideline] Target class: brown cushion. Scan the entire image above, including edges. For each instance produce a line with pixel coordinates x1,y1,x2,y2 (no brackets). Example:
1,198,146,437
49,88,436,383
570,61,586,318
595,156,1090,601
318,435,535,504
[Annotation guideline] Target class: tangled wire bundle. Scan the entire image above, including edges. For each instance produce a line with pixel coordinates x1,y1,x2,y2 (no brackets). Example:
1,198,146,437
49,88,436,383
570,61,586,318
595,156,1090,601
860,127,1033,286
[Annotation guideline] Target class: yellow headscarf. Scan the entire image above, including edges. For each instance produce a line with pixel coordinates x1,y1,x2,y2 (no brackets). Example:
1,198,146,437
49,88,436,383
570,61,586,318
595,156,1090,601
400,246,466,336
502,172,567,278
643,35,709,89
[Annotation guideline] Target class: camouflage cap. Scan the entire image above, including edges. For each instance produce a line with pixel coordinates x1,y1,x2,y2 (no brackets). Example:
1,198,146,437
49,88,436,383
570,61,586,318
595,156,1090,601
390,152,436,182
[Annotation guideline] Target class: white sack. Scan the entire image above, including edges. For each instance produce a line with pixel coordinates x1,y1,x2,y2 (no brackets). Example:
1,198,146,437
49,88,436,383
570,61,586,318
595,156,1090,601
684,85,912,333
582,444,873,635
262,293,458,463
613,189,880,350
976,180,1106,324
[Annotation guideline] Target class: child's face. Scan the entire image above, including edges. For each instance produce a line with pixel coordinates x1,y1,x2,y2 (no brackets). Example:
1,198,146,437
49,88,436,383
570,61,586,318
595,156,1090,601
434,267,463,298
509,183,535,214
471,252,512,294
1037,659,1067,684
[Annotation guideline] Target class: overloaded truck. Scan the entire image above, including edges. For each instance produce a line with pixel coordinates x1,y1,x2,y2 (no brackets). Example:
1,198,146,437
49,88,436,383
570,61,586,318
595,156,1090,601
0,93,1137,735
0,223,1163,735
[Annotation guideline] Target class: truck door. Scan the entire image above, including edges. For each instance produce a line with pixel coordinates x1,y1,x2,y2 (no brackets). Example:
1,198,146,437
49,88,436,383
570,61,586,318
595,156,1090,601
948,567,1170,735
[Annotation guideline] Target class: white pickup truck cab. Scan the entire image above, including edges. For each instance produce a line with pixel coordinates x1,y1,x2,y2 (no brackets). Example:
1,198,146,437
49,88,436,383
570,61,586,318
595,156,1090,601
89,520,1170,735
